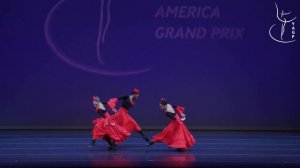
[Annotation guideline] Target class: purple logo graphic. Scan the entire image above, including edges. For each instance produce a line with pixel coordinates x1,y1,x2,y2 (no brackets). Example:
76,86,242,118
44,0,151,76
269,2,296,43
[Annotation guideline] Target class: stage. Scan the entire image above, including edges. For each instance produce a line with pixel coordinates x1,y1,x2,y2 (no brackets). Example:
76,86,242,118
0,130,299,167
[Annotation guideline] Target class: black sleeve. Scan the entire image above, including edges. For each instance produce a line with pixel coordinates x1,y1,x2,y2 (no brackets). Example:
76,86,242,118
97,109,108,118
165,112,176,120
117,96,128,100
96,109,104,118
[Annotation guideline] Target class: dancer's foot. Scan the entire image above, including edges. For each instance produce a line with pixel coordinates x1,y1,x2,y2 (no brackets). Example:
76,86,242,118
176,148,186,152
107,146,117,151
112,142,118,148
147,141,154,147
88,141,95,148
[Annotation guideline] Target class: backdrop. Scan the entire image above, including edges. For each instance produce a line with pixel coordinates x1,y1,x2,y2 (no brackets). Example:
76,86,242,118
0,0,299,129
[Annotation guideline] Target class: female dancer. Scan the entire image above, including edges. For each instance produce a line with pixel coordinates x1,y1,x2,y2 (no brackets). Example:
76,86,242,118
110,89,150,142
147,98,196,152
89,96,131,150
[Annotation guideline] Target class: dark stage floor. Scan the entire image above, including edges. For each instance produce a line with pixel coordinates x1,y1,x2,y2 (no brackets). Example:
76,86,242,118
0,130,300,167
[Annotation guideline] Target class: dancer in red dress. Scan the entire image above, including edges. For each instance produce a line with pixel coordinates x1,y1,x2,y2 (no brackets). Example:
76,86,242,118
147,98,196,152
89,96,131,150
109,89,150,142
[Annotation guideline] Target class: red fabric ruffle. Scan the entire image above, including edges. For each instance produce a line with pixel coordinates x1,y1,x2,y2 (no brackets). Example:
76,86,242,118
152,116,195,150
110,107,142,133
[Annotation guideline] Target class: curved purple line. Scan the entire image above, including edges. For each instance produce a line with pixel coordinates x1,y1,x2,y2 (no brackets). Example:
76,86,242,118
96,0,105,64
101,0,111,43
44,0,151,76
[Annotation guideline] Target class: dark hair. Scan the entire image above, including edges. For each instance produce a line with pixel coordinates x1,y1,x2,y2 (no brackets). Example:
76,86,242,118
160,98,168,105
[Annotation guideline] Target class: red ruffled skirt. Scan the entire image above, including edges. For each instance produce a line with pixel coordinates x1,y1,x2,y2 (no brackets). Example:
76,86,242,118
152,116,195,150
92,117,131,143
110,107,142,133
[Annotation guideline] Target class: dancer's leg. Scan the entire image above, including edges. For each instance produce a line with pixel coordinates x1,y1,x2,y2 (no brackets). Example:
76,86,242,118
88,139,96,148
137,130,150,142
104,135,116,150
